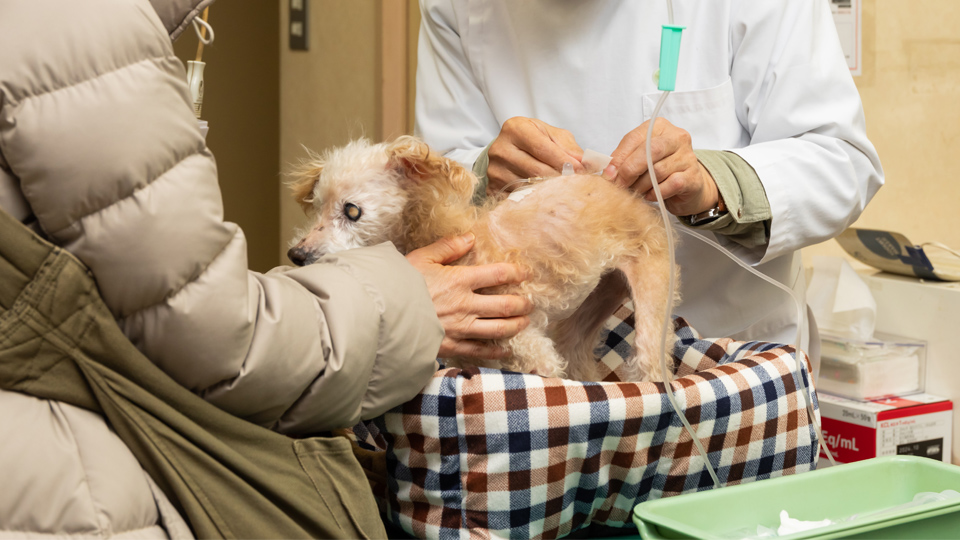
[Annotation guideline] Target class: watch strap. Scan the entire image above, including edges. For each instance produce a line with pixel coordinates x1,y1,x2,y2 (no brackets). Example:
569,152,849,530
687,193,727,226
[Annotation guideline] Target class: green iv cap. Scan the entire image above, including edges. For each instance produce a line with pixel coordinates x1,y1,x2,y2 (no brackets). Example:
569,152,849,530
658,25,685,91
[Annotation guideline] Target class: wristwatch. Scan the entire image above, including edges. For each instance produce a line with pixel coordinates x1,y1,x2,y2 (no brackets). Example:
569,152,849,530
687,193,728,226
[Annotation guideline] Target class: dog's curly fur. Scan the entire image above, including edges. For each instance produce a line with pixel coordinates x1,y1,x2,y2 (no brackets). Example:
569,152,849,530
288,136,678,382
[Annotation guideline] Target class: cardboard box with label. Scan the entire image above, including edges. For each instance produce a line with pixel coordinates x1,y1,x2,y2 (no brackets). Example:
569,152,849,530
818,392,953,465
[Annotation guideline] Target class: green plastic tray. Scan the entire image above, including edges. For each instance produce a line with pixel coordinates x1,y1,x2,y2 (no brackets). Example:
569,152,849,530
632,456,960,539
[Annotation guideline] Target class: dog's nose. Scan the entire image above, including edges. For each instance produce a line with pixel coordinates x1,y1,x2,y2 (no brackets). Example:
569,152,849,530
287,245,308,266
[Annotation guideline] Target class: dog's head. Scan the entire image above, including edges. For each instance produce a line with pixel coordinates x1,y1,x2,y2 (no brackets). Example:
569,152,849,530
287,135,474,266
287,138,407,265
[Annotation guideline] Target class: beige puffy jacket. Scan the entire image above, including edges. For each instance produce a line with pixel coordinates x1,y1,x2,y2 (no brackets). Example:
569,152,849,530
0,0,443,536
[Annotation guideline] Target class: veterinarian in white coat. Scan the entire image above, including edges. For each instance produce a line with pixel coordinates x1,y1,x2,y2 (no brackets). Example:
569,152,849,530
415,0,884,359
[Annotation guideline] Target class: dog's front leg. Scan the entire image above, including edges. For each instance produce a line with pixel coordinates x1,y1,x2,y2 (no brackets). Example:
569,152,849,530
504,311,568,379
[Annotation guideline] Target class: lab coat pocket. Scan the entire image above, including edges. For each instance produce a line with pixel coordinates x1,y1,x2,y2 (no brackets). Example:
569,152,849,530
641,78,748,150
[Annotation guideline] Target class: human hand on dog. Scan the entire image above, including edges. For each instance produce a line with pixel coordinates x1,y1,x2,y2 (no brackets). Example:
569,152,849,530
602,117,720,217
406,233,533,359
486,116,585,195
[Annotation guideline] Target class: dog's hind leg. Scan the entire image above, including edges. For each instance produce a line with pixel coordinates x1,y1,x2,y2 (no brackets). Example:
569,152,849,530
549,270,631,382
619,251,678,383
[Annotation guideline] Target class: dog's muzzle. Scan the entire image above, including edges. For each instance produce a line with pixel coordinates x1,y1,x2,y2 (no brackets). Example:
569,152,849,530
287,245,310,266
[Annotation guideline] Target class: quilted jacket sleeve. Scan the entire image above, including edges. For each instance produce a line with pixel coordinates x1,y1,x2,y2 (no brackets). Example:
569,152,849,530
0,0,443,434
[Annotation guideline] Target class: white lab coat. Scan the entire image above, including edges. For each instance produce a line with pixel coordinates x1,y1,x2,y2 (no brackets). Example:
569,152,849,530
415,0,883,353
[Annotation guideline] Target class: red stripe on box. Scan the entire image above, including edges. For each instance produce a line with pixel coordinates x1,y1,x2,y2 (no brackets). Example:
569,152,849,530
820,417,877,463
876,401,953,421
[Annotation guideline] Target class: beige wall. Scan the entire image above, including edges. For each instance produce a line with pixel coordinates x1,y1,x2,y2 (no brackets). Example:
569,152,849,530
802,0,960,264
279,2,381,264
278,0,418,265
407,0,421,132
174,3,280,273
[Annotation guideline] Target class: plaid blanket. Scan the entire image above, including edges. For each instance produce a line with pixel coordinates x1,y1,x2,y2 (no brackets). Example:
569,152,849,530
355,304,820,539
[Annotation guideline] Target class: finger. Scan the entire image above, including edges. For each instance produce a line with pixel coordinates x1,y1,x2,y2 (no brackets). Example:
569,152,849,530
409,233,475,265
466,262,528,289
650,173,710,217
638,172,678,202
624,133,689,190
632,152,678,197
609,121,688,188
608,117,674,160
514,125,584,175
438,338,511,360
640,152,699,199
486,163,528,194
547,124,583,157
613,149,650,190
607,131,649,189
450,315,530,341
608,124,648,171
492,144,561,180
470,293,534,319
564,156,587,175
547,127,586,172
634,171,652,197
601,163,618,182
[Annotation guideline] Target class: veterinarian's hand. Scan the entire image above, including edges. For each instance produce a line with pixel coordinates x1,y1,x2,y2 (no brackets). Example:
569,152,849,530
406,233,533,359
487,117,586,195
602,118,720,217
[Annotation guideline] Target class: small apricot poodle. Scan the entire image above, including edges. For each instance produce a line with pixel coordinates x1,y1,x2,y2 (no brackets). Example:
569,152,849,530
287,136,677,382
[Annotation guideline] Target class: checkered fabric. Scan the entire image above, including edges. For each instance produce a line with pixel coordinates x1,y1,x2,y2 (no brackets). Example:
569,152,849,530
355,305,821,539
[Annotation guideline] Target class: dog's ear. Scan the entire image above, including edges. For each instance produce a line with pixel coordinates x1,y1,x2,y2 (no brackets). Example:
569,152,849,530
288,151,324,213
385,135,434,182
386,135,479,201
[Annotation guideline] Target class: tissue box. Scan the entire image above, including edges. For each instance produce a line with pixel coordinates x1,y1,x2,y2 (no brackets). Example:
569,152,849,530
817,332,926,401
818,393,953,465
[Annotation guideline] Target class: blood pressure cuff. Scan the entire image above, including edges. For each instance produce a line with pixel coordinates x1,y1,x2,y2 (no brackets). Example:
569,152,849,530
354,305,821,539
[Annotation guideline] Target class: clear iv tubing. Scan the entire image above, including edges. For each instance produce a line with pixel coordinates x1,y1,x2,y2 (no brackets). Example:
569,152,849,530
649,0,835,491
646,92,720,489
647,90,838,493
646,0,728,489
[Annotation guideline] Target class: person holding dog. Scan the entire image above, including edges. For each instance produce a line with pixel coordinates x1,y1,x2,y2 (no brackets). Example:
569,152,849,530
0,0,533,536
415,0,883,359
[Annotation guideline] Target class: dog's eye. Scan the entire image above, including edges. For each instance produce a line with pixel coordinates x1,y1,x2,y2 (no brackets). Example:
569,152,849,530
344,203,362,222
